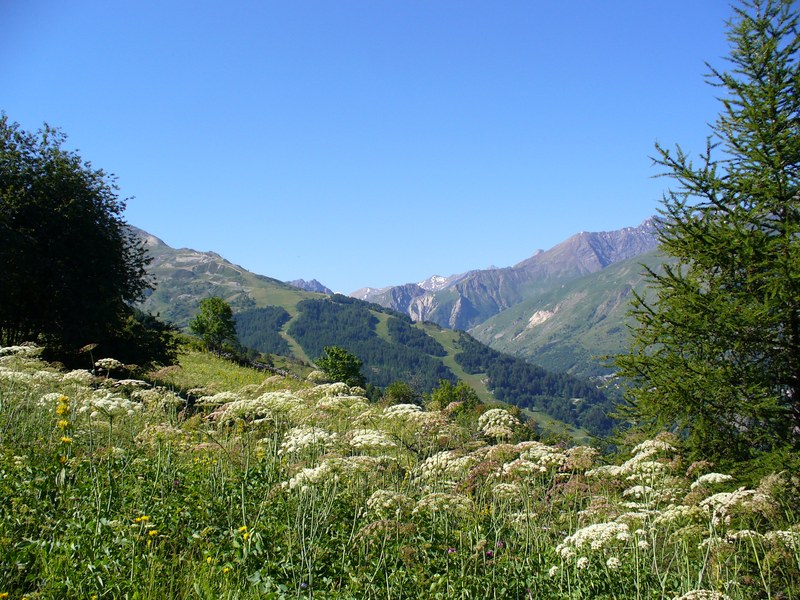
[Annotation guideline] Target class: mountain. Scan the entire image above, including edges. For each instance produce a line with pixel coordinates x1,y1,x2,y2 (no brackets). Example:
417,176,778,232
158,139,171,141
132,227,616,438
349,219,658,330
470,249,669,378
287,279,333,294
133,227,320,330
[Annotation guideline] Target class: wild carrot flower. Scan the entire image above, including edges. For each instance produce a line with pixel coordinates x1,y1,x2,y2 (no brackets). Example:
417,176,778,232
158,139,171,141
690,473,733,490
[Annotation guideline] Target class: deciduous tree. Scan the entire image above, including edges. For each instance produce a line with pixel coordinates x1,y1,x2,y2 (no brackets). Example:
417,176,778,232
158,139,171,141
316,345,365,388
0,115,159,365
189,297,238,356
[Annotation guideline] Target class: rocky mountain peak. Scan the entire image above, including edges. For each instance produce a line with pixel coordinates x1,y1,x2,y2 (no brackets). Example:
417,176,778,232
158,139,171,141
288,279,333,295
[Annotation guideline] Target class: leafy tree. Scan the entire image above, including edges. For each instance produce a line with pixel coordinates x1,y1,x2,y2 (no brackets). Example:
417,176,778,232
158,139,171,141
383,380,423,406
189,297,238,356
428,379,482,413
101,308,180,370
615,0,800,467
316,345,366,388
0,115,163,364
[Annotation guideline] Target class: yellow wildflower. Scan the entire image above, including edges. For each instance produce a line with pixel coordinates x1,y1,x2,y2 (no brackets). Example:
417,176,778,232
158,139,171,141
135,515,150,523
0,592,9,599
56,404,69,415
57,419,70,429
222,567,231,574
148,529,159,537
206,556,213,565
60,436,73,444
238,525,248,533
243,532,251,541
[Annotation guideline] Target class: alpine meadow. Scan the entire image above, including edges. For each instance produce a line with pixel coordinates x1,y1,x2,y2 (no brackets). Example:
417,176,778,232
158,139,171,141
1,1,800,599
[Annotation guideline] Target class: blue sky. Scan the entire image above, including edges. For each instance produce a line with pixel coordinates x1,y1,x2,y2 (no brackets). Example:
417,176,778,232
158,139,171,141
2,1,733,293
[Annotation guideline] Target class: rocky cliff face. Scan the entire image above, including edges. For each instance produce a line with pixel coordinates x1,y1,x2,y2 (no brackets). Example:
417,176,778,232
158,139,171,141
287,279,333,294
349,219,658,330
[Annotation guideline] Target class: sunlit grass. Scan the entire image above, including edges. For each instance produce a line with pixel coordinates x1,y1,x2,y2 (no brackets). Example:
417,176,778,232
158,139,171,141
148,350,309,394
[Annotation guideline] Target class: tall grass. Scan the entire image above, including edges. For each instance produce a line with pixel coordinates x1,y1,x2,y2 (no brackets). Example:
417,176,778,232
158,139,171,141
1,346,798,599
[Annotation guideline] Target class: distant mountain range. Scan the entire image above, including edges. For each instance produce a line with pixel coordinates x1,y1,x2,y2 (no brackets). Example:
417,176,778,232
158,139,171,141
348,219,660,376
135,219,664,379
130,225,643,439
351,219,656,328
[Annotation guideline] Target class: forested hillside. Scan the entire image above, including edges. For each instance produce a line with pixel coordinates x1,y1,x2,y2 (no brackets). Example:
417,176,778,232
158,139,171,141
286,295,457,390
455,333,614,434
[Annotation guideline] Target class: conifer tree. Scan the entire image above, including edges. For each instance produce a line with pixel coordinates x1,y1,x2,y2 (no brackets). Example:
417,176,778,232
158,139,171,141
615,0,799,468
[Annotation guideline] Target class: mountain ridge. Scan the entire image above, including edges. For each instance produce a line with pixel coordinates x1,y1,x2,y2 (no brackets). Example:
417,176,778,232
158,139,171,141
348,218,658,330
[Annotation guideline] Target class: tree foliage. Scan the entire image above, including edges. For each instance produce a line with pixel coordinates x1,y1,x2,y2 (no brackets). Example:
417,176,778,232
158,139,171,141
189,297,238,356
383,380,423,406
0,115,171,366
287,297,457,390
234,306,292,356
615,0,800,467
456,333,613,435
316,345,366,388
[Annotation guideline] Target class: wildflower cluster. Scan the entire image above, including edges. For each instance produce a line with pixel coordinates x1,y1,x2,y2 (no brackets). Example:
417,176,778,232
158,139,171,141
1,349,798,598
477,408,519,439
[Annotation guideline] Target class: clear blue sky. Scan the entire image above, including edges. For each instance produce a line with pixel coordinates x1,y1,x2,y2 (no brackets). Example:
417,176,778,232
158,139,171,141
2,1,733,293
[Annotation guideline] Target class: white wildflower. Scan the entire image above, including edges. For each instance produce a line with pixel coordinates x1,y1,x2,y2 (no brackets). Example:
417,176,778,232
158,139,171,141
623,485,653,499
279,426,338,456
365,489,413,519
349,429,395,450
382,403,423,419
559,522,631,554
765,530,800,549
412,492,473,519
491,482,522,502
81,392,142,420
62,369,94,384
95,357,123,371
196,391,241,406
691,473,733,490
672,590,732,600
286,459,342,493
586,464,625,478
478,408,519,438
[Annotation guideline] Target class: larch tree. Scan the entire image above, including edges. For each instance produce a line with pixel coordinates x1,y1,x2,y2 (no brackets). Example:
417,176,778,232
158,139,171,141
614,0,800,469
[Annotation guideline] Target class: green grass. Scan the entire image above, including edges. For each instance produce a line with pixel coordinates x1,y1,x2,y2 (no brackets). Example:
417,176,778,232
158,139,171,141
148,350,309,394
2,347,798,599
